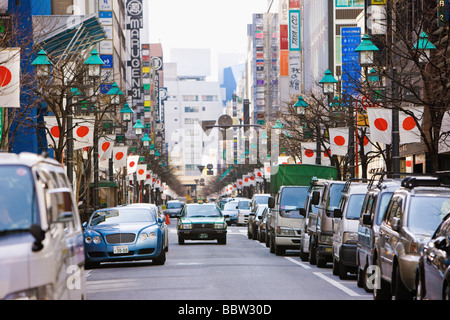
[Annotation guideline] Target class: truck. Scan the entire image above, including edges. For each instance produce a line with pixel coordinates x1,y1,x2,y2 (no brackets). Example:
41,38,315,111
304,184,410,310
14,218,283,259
267,164,338,256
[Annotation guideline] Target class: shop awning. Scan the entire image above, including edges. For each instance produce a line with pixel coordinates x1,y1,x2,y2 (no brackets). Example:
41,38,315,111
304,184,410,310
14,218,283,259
33,14,106,61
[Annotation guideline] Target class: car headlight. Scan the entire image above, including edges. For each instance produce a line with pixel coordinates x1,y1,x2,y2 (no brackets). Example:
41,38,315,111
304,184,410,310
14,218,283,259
214,222,227,229
343,232,358,244
139,233,148,241
180,223,192,230
85,236,92,244
93,236,102,244
319,234,333,245
5,284,54,300
276,227,296,236
149,232,157,239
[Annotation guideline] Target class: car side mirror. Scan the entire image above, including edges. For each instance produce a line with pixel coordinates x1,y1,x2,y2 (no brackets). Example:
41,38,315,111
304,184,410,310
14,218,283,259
391,217,401,232
333,208,342,219
30,224,45,252
362,213,372,225
311,191,320,205
268,197,275,209
299,208,306,217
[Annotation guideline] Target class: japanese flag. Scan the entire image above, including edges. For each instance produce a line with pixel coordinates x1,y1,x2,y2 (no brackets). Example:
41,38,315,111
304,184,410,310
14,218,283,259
329,128,349,156
127,155,139,174
113,146,127,168
367,107,392,144
136,164,147,181
439,111,450,154
301,142,317,164
263,162,271,181
44,116,62,148
357,129,372,155
73,117,95,150
399,107,423,144
254,168,264,181
144,173,153,185
0,48,20,108
99,135,115,161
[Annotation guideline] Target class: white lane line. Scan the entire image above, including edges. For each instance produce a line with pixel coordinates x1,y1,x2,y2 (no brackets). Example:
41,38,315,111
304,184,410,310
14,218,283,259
284,256,311,269
313,272,361,297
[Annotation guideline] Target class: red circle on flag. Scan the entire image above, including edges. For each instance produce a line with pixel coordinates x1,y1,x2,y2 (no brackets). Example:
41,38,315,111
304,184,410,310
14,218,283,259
115,152,124,160
305,149,314,157
76,126,90,138
334,135,346,146
138,169,144,175
0,66,12,87
363,136,369,146
129,161,136,168
101,142,110,152
402,116,416,131
374,118,388,131
50,126,60,138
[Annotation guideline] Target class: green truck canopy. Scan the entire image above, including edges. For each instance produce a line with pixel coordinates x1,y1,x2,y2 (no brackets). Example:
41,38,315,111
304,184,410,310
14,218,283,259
270,164,338,193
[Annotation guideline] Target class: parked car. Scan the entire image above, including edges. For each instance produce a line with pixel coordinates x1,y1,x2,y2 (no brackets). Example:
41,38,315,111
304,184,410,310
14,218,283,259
221,200,239,225
248,204,268,240
416,212,450,300
237,199,251,225
332,180,368,280
356,175,401,291
307,180,345,267
268,186,309,256
124,203,169,252
177,203,227,244
257,206,270,244
299,178,325,262
250,194,271,211
374,176,450,300
0,152,86,300
83,206,167,268
165,200,184,218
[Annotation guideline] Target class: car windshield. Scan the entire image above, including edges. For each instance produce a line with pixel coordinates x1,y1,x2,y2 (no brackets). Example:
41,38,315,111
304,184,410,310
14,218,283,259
346,194,365,219
407,196,450,235
280,187,308,218
254,196,269,205
167,202,182,209
376,192,393,225
327,183,345,212
238,200,250,209
89,208,155,226
223,202,238,211
0,165,39,234
185,205,222,218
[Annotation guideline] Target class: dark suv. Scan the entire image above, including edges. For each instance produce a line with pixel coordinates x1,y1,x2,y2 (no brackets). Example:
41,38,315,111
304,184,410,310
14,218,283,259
373,176,450,300
356,174,401,291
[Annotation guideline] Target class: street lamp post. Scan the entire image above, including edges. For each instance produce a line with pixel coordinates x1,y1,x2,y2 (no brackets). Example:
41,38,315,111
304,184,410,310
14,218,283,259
84,49,105,210
319,70,338,166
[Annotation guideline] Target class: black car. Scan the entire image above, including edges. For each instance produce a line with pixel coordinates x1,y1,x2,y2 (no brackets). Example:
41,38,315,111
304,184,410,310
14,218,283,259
416,212,450,300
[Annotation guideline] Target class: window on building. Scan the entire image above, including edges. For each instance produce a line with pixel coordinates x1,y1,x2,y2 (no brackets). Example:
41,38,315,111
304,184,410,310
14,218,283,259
202,95,218,102
182,95,199,101
336,0,364,7
185,106,199,113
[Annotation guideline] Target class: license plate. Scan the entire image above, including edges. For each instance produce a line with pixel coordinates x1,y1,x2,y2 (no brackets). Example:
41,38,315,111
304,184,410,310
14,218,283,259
325,247,332,252
199,233,209,239
113,245,129,254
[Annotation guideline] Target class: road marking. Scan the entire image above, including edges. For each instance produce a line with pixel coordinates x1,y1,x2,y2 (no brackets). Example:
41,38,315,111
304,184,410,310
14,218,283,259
313,272,361,297
284,256,311,269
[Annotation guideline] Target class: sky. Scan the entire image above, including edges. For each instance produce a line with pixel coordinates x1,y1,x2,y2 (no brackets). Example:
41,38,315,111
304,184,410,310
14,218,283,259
145,0,272,79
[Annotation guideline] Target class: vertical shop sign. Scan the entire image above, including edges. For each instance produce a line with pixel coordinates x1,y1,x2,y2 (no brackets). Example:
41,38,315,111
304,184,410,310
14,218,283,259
127,0,143,101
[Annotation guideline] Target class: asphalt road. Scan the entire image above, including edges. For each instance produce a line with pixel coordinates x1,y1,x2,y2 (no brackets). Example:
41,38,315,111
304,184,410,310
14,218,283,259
86,220,371,301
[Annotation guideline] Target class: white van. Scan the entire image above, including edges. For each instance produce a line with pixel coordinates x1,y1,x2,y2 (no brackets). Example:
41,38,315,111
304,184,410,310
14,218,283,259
332,181,368,280
0,152,86,300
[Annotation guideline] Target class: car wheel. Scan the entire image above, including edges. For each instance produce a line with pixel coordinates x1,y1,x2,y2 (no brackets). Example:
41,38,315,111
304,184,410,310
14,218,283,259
153,247,166,265
309,238,317,265
394,265,413,300
372,259,391,300
269,234,275,254
338,259,348,280
332,257,339,276
218,238,227,245
178,236,185,245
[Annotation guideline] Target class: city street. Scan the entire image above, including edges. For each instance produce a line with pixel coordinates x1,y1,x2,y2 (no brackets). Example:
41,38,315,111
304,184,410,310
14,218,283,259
86,220,371,301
